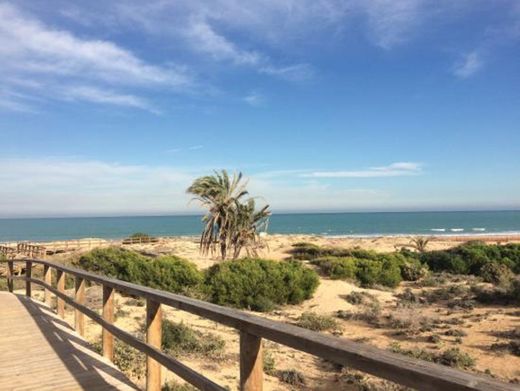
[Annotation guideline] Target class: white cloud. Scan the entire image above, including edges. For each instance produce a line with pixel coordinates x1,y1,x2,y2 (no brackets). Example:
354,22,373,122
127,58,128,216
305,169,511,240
0,158,423,217
244,91,265,107
60,86,157,112
0,3,189,86
186,20,262,66
453,51,483,78
361,0,425,49
0,158,197,217
0,3,191,112
303,162,423,178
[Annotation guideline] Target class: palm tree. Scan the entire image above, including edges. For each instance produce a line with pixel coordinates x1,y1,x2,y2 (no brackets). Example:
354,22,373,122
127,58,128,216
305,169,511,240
409,237,430,253
230,198,270,259
187,170,270,259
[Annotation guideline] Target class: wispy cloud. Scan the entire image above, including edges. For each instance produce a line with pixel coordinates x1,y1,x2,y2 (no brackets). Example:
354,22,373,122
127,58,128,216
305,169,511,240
0,158,197,217
165,145,204,154
0,157,404,216
303,162,423,178
186,20,262,66
0,3,191,112
361,0,425,49
244,91,265,107
60,86,158,113
452,51,483,78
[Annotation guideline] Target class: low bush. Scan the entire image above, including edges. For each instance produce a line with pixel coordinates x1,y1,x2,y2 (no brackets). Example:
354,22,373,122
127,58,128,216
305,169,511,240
77,248,203,295
162,382,197,391
288,242,351,260
312,257,357,280
480,263,514,286
161,320,225,358
473,279,520,305
277,369,306,386
421,242,520,278
294,244,432,287
400,258,429,281
344,291,376,305
356,258,402,288
204,258,319,312
92,339,146,380
263,350,277,376
337,301,382,326
389,343,475,369
296,312,339,332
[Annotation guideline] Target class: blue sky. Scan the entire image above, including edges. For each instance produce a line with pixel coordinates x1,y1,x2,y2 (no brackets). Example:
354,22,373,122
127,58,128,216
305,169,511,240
0,0,519,217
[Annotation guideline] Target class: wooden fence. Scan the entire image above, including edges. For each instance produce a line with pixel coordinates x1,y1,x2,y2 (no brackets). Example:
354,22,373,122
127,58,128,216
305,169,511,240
2,258,518,391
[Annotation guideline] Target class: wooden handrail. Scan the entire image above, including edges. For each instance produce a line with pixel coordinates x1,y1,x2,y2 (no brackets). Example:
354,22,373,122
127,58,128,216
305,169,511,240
2,258,517,391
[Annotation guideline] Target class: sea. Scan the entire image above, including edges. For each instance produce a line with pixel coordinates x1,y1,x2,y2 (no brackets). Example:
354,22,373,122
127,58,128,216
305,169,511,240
0,210,519,243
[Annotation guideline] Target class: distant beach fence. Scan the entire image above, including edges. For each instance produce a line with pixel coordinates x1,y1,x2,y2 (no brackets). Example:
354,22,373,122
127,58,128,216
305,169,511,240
0,235,181,257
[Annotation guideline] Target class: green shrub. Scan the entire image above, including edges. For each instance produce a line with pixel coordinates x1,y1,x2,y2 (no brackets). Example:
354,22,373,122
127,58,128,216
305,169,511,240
389,343,475,369
161,320,225,358
479,263,514,286
130,232,151,240
473,279,520,305
162,382,197,391
355,259,402,288
344,291,376,305
92,339,146,380
204,258,319,312
400,259,429,281
296,312,339,332
77,248,203,295
421,242,520,276
278,369,306,386
312,257,357,280
263,350,276,376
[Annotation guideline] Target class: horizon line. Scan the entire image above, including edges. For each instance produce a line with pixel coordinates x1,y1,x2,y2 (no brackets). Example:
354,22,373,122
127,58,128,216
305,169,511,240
1,208,519,220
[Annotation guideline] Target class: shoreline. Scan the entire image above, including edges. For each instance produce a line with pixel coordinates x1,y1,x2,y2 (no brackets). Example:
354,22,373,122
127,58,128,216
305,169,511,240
3,232,520,248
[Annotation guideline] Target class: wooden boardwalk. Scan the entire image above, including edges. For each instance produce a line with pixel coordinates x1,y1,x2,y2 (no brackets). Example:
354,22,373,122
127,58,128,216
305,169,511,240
0,292,138,391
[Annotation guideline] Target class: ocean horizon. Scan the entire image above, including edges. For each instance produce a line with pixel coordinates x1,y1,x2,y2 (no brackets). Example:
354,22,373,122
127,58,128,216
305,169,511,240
0,210,519,242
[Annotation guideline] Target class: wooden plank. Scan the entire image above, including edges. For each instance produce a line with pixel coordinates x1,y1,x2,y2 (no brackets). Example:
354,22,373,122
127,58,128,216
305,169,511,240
102,285,115,362
74,277,85,337
56,269,65,318
0,292,138,391
146,299,162,391
33,278,226,391
44,264,52,307
240,332,263,391
5,259,518,391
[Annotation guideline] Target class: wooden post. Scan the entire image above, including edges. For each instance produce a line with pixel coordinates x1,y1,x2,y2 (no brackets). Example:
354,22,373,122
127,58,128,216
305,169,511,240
7,260,14,292
25,260,32,298
43,265,52,307
240,331,263,391
146,299,162,391
74,277,86,337
56,270,65,318
102,285,115,361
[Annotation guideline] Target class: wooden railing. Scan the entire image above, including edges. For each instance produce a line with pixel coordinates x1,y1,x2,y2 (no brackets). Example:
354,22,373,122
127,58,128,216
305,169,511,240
2,259,517,391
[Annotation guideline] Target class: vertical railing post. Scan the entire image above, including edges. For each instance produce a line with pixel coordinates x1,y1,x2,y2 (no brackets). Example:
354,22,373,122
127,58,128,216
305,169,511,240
240,331,263,391
102,285,115,361
56,270,65,318
25,260,32,298
7,260,14,292
74,277,86,337
43,265,52,307
146,299,162,391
